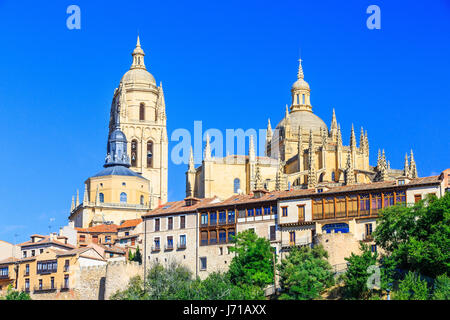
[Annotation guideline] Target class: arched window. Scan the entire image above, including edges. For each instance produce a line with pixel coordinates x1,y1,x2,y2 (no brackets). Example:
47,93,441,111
331,171,335,182
147,141,153,168
319,173,325,182
99,193,104,203
233,178,240,193
139,103,145,121
140,195,144,205
302,94,305,104
131,140,138,167
264,179,270,190
120,192,127,203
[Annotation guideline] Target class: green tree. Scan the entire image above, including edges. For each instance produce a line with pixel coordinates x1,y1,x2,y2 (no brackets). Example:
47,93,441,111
278,245,334,300
0,285,32,300
110,276,147,300
343,243,378,299
228,229,274,294
394,271,429,300
431,274,450,300
128,249,134,262
374,193,450,278
133,246,142,264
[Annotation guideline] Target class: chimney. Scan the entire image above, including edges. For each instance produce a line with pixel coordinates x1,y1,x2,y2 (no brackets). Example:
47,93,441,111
184,196,200,207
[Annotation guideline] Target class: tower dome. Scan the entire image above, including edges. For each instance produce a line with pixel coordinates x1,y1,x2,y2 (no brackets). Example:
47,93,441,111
120,36,156,87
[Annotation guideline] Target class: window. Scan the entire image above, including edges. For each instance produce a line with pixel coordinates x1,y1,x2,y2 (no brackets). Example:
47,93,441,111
414,194,422,203
219,247,223,255
201,214,208,226
120,192,127,203
371,193,382,214
179,235,186,248
297,205,305,221
200,257,207,270
166,236,173,250
153,237,160,250
31,250,35,257
247,208,254,217
147,141,153,168
25,279,30,290
331,171,336,182
105,236,111,243
64,260,69,272
271,205,277,215
324,198,335,219
302,94,305,104
289,231,296,245
209,230,217,244
64,275,69,289
313,199,323,219
371,245,377,253
219,211,226,224
180,216,186,229
347,196,358,217
139,103,145,121
201,231,208,246
125,231,129,236
398,180,405,185
39,279,43,290
384,192,394,208
227,210,235,223
23,251,27,258
359,195,370,215
0,267,8,277
228,228,235,242
37,260,57,274
99,193,104,203
269,225,276,241
131,140,138,167
233,178,240,193
264,206,271,215
210,212,217,226
40,249,44,254
131,238,136,246
365,223,373,237
396,191,406,206
281,207,288,217
25,264,29,275
155,218,160,231
168,217,173,230
255,207,262,216
219,230,226,243
336,196,346,218
140,195,144,205
92,235,98,244
51,277,55,289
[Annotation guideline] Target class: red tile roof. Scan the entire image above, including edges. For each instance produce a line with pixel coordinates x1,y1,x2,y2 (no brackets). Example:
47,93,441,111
142,198,217,217
75,224,119,233
118,219,142,230
19,236,76,249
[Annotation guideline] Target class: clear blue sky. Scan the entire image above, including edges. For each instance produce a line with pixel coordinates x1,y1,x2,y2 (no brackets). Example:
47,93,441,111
0,0,449,244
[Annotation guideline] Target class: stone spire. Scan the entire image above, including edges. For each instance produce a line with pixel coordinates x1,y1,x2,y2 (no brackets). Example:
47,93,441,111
156,82,166,121
404,153,410,177
297,58,304,79
350,124,356,149
188,146,195,172
321,127,328,146
75,190,80,207
307,130,317,188
130,35,146,70
337,124,343,148
359,127,365,152
285,104,290,120
204,134,212,161
379,149,388,181
249,135,256,163
71,196,75,211
266,119,272,157
409,149,418,178
345,152,355,185
330,108,338,140
377,149,382,168
83,184,88,204
365,130,369,155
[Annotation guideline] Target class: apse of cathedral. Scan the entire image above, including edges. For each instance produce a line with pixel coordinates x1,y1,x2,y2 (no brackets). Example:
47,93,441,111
186,58,418,200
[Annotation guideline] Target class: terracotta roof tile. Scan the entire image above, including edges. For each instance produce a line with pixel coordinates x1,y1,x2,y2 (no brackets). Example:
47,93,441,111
75,224,119,233
143,198,217,217
118,219,142,229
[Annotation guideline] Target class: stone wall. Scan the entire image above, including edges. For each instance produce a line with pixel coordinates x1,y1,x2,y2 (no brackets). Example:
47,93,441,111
317,231,361,267
104,260,143,300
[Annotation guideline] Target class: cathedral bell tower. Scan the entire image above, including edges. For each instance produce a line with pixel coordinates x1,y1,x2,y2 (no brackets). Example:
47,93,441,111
108,36,168,207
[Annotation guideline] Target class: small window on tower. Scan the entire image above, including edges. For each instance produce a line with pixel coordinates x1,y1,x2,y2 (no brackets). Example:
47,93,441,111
302,94,305,104
99,193,104,203
131,140,138,167
139,103,145,121
147,141,153,168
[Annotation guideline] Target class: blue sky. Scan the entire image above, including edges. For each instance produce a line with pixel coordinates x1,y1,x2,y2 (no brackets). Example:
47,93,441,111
0,0,449,244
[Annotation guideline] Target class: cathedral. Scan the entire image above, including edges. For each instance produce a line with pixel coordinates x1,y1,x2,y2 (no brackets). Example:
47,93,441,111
68,37,419,227
69,37,168,228
186,58,418,200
